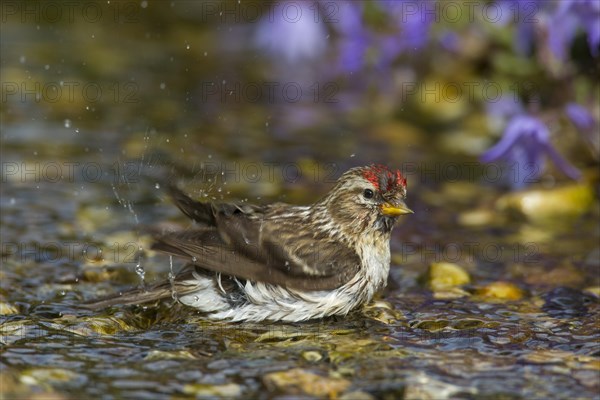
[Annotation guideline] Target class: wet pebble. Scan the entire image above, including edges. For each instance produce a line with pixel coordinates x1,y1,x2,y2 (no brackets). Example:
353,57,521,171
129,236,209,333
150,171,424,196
182,382,242,397
143,349,198,361
457,209,497,227
542,287,596,318
340,390,376,400
425,262,471,291
263,368,351,397
496,184,595,224
301,351,323,363
362,300,405,324
583,286,600,298
20,368,88,389
476,281,524,301
403,371,477,399
0,301,19,315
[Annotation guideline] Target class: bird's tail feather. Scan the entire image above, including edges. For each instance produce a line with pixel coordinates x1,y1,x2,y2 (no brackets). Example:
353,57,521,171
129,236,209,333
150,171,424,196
82,284,172,310
82,273,200,310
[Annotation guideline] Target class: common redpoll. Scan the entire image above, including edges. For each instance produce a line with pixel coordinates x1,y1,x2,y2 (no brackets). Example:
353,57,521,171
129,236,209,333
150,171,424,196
86,165,413,322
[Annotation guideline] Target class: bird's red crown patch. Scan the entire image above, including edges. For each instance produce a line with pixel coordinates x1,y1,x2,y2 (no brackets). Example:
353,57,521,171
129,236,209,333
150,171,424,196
362,164,407,192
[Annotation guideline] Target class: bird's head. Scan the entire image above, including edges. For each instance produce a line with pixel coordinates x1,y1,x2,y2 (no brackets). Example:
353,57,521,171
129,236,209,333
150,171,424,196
318,164,413,238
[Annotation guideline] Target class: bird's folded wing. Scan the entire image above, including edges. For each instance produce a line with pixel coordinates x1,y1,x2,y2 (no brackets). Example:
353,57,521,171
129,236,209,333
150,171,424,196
157,185,361,290
152,228,360,291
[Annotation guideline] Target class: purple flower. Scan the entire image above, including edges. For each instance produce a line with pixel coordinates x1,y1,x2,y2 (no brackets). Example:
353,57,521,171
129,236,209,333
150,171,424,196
484,95,525,133
254,1,328,63
334,1,435,73
497,0,599,60
566,103,596,131
486,95,525,120
378,0,435,52
481,115,581,187
336,2,370,72
496,0,546,55
552,0,600,58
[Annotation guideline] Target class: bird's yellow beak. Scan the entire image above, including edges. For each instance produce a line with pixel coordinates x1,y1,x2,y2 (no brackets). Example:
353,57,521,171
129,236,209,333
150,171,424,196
381,201,413,216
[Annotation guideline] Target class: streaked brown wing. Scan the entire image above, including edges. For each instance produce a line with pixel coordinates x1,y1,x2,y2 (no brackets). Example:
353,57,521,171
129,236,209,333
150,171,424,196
155,186,361,290
212,203,361,282
152,229,358,291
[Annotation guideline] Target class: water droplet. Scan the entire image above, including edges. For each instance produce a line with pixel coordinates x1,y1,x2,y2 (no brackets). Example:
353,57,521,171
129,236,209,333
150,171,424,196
64,119,71,128
135,263,145,280
155,183,160,189
186,44,190,50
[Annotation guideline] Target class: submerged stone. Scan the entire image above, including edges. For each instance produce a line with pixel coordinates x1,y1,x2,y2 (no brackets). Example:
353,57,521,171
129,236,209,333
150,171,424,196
425,262,471,291
542,287,596,318
476,281,525,301
263,368,351,397
182,383,242,397
496,184,595,225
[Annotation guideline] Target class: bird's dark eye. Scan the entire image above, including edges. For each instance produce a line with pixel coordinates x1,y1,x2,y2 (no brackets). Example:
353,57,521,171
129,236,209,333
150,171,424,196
363,189,374,199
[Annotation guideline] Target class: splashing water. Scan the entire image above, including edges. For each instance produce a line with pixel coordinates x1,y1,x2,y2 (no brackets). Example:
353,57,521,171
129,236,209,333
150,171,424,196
134,243,145,288
168,255,177,301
